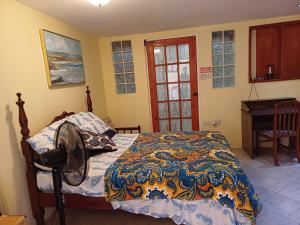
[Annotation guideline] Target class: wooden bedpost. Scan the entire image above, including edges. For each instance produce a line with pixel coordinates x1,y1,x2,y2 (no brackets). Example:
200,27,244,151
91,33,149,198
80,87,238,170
86,86,93,112
16,93,45,225
16,93,30,140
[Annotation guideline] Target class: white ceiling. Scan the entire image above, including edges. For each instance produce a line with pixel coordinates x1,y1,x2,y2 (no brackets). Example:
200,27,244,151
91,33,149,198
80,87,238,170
18,0,300,37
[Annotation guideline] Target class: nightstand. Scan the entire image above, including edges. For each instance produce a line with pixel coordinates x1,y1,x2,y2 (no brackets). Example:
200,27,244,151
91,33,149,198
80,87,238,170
0,215,27,225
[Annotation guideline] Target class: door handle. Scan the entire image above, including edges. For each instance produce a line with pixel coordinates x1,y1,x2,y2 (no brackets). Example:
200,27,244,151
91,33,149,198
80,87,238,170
192,91,198,96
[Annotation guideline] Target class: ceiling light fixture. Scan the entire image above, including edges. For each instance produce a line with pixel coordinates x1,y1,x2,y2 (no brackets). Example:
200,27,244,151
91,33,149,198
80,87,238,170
88,0,110,7
297,0,300,8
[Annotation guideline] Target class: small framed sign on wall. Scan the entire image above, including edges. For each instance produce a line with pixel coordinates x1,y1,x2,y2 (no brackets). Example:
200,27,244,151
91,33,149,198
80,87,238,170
40,29,85,86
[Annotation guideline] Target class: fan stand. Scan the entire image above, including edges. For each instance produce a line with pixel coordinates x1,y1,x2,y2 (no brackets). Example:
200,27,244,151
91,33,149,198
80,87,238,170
52,168,66,225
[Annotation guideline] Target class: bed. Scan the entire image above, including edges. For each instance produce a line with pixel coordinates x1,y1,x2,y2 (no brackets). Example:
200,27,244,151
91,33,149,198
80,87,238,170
16,86,262,225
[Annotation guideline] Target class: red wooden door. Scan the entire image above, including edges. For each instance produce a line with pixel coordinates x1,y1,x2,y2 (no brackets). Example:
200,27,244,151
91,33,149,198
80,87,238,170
146,36,199,132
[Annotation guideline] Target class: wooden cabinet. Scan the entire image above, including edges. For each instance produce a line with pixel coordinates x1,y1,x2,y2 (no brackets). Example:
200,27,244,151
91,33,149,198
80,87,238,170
282,22,300,79
249,20,300,83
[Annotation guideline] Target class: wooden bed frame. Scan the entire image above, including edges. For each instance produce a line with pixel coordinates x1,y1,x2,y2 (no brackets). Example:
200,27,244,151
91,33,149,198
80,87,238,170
16,86,140,225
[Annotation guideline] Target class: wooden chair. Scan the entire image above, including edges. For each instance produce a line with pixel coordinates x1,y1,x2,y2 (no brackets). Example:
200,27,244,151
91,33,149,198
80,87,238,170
256,100,300,166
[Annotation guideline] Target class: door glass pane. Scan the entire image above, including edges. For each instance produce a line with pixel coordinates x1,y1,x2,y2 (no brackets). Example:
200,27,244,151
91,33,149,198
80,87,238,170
170,101,180,118
156,66,166,83
158,103,168,119
154,47,165,65
180,83,190,100
182,119,192,131
181,101,191,117
179,64,190,81
166,45,177,63
168,84,179,100
157,84,167,101
159,120,169,132
167,65,178,82
178,44,189,62
171,119,181,132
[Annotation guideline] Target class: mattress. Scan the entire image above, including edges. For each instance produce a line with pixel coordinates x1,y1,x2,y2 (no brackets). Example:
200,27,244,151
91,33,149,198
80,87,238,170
36,133,139,197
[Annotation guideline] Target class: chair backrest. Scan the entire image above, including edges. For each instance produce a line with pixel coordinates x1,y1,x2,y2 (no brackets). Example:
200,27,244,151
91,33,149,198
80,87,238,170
273,100,300,137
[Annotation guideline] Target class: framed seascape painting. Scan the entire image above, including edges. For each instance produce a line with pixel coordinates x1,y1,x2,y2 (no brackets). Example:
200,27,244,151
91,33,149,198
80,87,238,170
40,30,85,86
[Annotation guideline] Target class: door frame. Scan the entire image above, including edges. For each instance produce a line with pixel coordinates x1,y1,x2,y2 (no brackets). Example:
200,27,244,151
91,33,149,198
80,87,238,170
145,36,199,132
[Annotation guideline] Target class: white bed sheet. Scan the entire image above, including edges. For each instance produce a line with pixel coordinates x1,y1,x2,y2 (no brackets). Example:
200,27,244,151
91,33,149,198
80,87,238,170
36,133,139,197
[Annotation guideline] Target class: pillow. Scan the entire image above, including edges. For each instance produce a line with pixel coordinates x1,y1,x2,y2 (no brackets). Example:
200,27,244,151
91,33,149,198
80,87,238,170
80,129,117,157
27,112,110,154
102,116,115,129
103,129,117,139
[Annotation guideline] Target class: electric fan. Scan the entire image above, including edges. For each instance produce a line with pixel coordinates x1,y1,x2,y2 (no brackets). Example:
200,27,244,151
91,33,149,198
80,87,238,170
35,121,88,225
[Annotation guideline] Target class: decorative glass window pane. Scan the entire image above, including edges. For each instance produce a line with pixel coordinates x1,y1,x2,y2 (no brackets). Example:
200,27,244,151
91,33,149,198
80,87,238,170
170,101,180,118
116,84,126,93
123,52,133,62
224,42,235,54
155,66,166,83
180,83,191,100
212,30,235,88
111,40,136,94
224,77,235,87
114,63,124,73
124,62,134,72
122,41,132,51
154,47,165,65
113,53,123,62
182,119,192,131
112,42,122,52
213,55,223,66
178,44,189,62
125,73,135,83
126,83,136,93
159,120,169,132
212,31,223,43
167,65,178,82
213,66,223,77
158,103,169,119
224,65,235,76
166,45,177,63
168,83,179,100
181,101,191,117
213,78,223,88
157,84,168,101
224,54,235,65
179,64,190,81
224,30,235,42
115,74,125,83
171,119,181,132
212,43,223,55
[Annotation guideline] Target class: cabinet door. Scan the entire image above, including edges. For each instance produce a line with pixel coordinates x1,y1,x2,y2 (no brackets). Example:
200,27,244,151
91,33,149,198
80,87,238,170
282,22,300,79
256,26,282,79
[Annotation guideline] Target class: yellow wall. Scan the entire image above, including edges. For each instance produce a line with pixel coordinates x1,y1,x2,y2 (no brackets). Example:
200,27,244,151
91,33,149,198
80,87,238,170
99,14,300,149
0,0,107,223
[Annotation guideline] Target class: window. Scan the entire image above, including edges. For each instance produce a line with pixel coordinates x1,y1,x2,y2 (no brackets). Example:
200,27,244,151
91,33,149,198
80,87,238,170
212,30,235,88
112,40,136,94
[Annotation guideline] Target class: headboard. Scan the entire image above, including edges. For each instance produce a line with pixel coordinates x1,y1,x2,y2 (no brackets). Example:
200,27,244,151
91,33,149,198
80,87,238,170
15,86,93,215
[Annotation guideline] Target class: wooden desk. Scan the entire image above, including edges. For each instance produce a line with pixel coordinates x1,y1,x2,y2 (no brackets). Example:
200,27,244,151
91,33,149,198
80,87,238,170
241,97,296,158
0,215,27,225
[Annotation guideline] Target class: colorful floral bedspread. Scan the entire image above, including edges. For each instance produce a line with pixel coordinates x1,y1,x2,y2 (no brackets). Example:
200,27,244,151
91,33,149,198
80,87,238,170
104,131,262,223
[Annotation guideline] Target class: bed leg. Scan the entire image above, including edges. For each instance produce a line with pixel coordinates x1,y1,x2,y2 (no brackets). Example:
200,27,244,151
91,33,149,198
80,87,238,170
34,208,45,225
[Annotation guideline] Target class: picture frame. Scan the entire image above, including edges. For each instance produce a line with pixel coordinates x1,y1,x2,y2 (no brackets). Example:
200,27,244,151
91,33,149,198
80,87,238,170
39,29,85,86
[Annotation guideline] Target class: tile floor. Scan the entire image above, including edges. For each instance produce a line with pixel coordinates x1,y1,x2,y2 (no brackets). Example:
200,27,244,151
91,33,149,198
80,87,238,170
48,149,300,225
